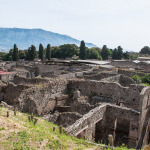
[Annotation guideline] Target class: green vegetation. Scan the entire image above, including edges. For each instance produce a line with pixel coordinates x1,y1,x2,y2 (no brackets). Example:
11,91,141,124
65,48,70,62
132,74,150,86
112,46,123,60
39,43,44,60
53,44,79,59
12,44,18,61
101,45,112,60
0,107,94,150
140,46,150,55
86,47,102,60
0,41,133,61
79,40,86,60
0,107,135,150
46,44,51,60
27,45,37,61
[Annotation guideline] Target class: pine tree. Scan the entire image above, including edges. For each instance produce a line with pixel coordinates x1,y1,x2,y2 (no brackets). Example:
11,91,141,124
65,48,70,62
12,44,18,61
79,40,86,60
39,44,44,60
46,44,51,60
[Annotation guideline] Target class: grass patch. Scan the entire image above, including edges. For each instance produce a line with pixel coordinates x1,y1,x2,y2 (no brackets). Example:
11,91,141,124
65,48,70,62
0,107,135,150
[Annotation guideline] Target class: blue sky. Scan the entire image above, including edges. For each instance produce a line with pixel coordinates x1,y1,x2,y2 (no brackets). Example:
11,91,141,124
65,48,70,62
0,0,150,51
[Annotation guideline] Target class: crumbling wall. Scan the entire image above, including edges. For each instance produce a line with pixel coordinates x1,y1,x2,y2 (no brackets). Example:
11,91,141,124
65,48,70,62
67,80,143,111
111,60,136,68
105,105,139,148
101,74,135,87
18,77,68,115
118,69,145,78
13,77,49,85
0,83,29,105
84,72,117,81
55,112,82,127
66,103,107,140
137,87,150,149
66,104,139,148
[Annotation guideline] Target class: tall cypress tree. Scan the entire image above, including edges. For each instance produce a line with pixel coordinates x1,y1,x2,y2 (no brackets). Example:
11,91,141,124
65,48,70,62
79,40,86,60
30,45,36,60
46,44,51,60
12,44,18,61
39,43,44,60
117,46,123,60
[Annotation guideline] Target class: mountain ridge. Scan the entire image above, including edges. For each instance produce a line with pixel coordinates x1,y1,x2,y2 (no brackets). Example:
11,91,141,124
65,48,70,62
0,27,96,51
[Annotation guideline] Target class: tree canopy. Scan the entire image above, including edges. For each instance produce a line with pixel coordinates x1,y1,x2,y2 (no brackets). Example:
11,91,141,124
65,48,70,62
140,46,150,55
52,44,79,59
112,46,123,60
87,47,102,60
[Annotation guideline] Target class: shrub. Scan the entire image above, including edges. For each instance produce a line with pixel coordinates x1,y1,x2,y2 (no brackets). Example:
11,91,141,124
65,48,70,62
132,75,141,84
142,74,150,85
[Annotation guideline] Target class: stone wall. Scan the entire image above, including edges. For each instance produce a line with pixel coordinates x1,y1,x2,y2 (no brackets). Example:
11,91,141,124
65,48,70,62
137,87,150,148
66,103,107,138
105,105,139,148
101,74,135,87
55,112,82,127
18,77,68,115
0,83,29,105
13,77,49,85
66,103,139,148
118,69,145,78
111,60,136,68
84,72,117,81
67,80,143,111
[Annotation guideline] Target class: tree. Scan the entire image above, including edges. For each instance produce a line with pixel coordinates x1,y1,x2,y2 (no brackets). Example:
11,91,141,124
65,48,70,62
27,45,37,60
112,48,118,59
46,44,51,60
140,46,150,55
52,44,79,59
117,46,123,60
142,74,150,85
12,44,18,61
30,45,37,60
18,50,26,59
112,46,123,60
79,40,86,60
39,43,44,60
101,45,110,60
87,47,102,60
123,52,129,59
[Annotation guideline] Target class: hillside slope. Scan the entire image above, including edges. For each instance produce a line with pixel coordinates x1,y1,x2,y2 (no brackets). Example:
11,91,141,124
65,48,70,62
0,106,135,150
0,107,98,150
0,28,96,51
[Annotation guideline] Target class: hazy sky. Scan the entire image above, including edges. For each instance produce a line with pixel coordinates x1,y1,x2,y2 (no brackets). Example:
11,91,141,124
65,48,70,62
0,0,150,51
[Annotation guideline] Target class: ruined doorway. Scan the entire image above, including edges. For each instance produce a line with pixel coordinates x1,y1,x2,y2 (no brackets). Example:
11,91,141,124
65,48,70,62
147,126,150,144
114,118,130,146
95,120,105,144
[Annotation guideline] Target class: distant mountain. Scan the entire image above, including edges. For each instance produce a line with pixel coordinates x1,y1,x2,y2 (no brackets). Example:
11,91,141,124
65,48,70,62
0,28,96,51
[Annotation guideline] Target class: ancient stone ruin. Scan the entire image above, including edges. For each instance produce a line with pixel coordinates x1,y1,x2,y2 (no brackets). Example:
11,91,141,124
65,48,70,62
1,60,150,149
